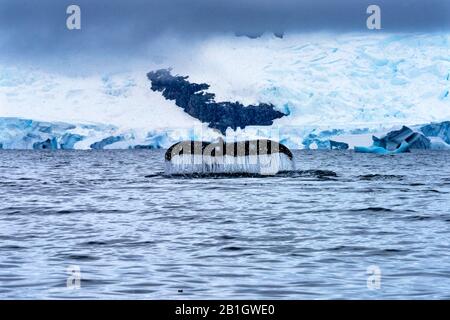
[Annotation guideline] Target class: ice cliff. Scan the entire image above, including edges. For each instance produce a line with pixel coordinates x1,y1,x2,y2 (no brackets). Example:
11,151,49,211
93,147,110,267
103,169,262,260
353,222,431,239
1,117,450,150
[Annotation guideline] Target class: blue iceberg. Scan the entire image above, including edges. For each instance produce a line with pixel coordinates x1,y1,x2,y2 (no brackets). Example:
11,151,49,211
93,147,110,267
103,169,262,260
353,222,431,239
302,130,349,150
0,117,78,149
354,142,411,155
330,140,349,150
421,121,450,144
60,133,84,150
33,138,58,150
90,136,124,150
355,126,430,154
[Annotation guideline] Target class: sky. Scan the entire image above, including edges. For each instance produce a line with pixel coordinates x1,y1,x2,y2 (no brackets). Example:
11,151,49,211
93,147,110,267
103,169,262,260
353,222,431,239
0,0,449,68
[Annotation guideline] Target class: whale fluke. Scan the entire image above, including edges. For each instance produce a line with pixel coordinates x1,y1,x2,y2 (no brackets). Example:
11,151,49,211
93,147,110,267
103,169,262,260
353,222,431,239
165,139,294,176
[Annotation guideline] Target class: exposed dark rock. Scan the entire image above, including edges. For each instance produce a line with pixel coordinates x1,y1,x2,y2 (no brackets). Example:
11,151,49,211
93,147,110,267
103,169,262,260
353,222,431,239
421,121,450,144
147,69,286,134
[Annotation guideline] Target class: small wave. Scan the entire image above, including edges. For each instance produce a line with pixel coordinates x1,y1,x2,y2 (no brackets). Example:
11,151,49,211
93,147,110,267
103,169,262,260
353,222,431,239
217,235,236,240
146,169,338,179
369,248,410,256
350,207,394,213
329,245,369,252
358,174,404,181
404,215,433,221
82,241,109,246
221,246,244,251
80,240,155,248
63,254,100,261
0,245,25,250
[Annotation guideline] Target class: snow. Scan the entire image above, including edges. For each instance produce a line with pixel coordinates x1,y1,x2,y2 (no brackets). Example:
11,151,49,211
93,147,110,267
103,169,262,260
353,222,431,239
428,137,450,150
1,32,449,149
178,33,450,128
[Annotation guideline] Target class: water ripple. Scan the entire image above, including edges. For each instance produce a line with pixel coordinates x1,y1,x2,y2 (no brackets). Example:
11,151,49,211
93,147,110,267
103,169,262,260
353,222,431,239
1,150,450,299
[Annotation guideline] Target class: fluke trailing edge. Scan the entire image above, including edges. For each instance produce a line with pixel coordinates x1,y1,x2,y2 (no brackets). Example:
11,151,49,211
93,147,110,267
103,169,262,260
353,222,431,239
165,139,295,176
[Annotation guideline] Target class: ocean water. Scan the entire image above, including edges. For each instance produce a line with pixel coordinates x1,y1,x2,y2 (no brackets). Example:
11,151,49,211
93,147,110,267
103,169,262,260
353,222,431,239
0,150,450,299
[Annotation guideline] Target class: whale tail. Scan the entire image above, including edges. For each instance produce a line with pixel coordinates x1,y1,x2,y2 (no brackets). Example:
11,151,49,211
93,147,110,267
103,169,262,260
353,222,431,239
164,139,295,176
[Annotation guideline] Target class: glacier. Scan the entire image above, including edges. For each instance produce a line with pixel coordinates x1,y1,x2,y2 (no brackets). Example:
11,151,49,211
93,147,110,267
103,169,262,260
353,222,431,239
0,117,222,150
354,126,431,154
1,116,450,151
0,32,449,149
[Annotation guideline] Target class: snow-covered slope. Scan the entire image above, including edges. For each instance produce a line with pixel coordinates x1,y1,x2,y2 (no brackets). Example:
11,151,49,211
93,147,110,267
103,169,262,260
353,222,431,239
0,32,449,149
178,33,450,128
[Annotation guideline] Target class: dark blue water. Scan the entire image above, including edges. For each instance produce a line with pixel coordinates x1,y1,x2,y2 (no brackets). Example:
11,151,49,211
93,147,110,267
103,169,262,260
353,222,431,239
1,150,450,299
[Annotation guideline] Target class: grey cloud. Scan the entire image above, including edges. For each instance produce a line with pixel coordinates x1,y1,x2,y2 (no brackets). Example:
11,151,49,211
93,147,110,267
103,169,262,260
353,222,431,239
0,0,449,65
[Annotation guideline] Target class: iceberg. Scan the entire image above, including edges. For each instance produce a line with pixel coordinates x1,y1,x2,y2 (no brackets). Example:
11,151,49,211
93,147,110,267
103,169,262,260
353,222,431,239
301,130,348,150
372,126,431,150
60,133,84,150
33,138,58,150
0,117,217,150
0,117,78,149
90,136,124,150
355,126,431,154
133,145,158,150
0,117,117,150
427,137,450,150
354,142,410,155
330,140,349,150
421,121,450,144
